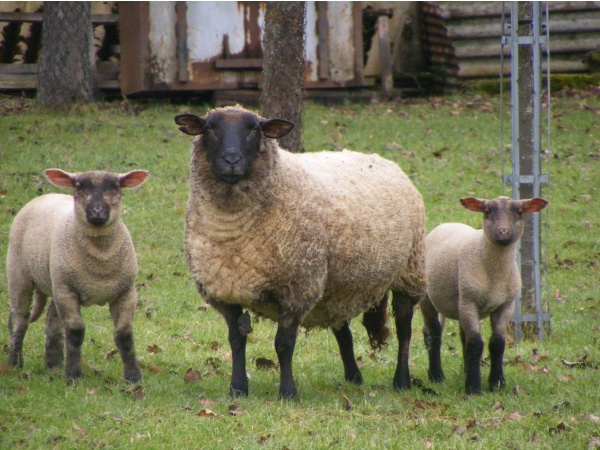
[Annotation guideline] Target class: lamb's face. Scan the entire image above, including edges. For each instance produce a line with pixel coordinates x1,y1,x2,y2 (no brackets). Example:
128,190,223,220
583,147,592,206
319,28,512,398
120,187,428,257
460,196,548,247
481,198,524,246
73,172,122,226
174,108,294,185
44,169,148,228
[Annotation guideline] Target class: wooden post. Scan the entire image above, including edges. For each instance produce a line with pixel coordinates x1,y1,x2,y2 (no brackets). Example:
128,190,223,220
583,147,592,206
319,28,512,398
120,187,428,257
377,15,393,98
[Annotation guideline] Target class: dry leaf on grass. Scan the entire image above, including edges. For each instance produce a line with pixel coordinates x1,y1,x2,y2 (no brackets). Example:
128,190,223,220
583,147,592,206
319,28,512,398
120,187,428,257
197,409,218,418
184,369,202,384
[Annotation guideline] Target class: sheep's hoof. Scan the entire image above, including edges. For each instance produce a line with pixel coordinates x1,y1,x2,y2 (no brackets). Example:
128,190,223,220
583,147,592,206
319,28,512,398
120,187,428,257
278,390,298,402
124,368,142,383
488,378,505,391
428,370,444,383
465,385,482,396
345,371,363,385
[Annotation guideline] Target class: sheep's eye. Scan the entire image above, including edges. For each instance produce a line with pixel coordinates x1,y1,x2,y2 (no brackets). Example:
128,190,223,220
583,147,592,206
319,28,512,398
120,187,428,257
252,125,260,132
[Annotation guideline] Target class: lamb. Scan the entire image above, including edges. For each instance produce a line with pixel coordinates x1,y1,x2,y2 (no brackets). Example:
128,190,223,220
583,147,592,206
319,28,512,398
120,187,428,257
174,105,426,399
421,196,548,395
7,168,148,383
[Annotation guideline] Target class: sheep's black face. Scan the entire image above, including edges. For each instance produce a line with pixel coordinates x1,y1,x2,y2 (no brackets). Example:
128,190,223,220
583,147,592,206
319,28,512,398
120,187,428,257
203,110,262,185
174,109,294,185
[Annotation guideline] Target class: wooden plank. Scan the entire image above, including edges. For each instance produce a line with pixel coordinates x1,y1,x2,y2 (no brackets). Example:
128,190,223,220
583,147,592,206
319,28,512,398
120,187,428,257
214,59,262,70
352,2,364,86
175,2,189,82
317,2,330,80
0,63,37,74
377,15,393,98
0,12,118,25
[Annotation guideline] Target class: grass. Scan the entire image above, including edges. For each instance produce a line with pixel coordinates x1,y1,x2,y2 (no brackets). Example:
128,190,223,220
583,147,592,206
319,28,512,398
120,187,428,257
0,89,599,449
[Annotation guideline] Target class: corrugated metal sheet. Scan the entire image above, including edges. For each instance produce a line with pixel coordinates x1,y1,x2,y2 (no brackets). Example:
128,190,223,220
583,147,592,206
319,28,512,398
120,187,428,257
435,1,600,78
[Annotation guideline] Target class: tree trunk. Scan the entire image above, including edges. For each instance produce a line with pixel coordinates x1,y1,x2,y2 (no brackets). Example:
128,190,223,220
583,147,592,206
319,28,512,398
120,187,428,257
36,2,95,109
260,2,306,153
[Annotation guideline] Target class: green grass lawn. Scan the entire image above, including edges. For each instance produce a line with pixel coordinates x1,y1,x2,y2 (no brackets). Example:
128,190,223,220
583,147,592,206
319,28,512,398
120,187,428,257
0,90,599,449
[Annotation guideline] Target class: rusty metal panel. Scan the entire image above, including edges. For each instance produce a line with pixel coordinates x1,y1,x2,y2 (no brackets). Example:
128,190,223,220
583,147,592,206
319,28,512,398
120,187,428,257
435,1,600,78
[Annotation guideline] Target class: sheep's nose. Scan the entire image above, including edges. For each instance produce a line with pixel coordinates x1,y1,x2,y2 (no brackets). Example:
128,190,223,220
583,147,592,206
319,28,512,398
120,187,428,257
497,227,510,236
93,206,104,213
224,154,242,166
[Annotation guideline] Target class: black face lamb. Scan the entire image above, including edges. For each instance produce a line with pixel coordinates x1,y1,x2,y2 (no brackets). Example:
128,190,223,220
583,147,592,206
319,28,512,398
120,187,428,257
7,168,148,383
421,196,548,395
176,105,427,400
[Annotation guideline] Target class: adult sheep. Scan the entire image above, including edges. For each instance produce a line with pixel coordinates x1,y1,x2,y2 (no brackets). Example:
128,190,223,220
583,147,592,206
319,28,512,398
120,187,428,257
421,196,548,395
7,169,148,383
175,105,426,399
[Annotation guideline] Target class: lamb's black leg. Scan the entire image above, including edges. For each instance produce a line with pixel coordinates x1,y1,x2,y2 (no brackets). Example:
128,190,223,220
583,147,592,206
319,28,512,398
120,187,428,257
463,329,484,396
488,303,512,391
45,300,64,369
421,293,444,382
333,322,362,385
392,290,415,390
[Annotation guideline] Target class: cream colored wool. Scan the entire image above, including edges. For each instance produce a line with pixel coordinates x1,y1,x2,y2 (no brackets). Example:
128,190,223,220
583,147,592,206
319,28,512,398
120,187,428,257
184,107,426,330
425,222,521,323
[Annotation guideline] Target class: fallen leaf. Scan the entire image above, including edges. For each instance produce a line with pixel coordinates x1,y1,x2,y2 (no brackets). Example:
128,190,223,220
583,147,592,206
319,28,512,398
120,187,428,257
257,435,273,444
342,395,353,411
522,364,537,373
73,421,87,439
549,422,571,434
452,425,466,435
104,350,119,360
147,345,162,354
86,389,98,396
531,348,539,364
228,405,246,416
148,365,162,373
507,412,525,421
121,384,145,400
0,364,12,374
184,369,202,384
256,358,277,370
492,401,504,411
197,409,218,418
209,341,220,351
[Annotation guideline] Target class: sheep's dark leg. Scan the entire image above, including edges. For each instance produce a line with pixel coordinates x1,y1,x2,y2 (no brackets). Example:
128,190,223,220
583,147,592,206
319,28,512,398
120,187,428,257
332,322,363,385
459,297,485,394
392,290,415,390
45,299,65,369
421,293,445,382
488,302,513,391
110,292,142,383
52,289,86,383
214,302,248,397
275,314,301,400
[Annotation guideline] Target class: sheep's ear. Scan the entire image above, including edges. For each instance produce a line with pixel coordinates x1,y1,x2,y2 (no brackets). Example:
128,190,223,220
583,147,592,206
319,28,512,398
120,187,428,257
120,170,149,188
260,119,294,139
174,114,206,135
45,169,76,188
460,197,486,213
521,197,548,213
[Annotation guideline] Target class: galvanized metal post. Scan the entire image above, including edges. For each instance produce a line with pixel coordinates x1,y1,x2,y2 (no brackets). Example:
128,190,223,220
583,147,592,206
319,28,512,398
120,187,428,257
502,2,550,341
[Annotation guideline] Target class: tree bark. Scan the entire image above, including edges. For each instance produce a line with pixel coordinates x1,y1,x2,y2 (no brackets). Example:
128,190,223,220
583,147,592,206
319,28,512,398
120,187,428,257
36,2,95,109
260,2,306,153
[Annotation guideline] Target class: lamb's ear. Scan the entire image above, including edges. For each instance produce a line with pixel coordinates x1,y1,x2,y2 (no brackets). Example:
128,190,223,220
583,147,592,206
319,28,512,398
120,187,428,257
260,119,294,139
521,197,548,213
120,170,149,188
45,169,76,188
460,197,486,213
174,114,207,135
